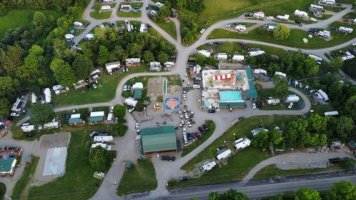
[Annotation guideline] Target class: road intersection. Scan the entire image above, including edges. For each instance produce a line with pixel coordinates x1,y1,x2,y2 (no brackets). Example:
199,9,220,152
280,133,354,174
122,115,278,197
7,0,356,199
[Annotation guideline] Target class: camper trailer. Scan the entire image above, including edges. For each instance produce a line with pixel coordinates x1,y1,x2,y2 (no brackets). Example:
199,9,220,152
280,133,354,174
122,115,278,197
93,136,114,143
91,143,112,151
216,149,232,160
234,138,251,150
285,94,300,103
21,123,35,132
200,160,217,172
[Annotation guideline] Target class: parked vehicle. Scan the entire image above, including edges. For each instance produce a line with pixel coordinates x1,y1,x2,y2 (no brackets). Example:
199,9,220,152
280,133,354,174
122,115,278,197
202,124,209,132
208,109,216,113
198,126,205,134
161,155,176,161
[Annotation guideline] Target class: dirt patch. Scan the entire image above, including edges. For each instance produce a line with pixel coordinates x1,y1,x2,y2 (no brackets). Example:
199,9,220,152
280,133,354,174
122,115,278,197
147,77,165,100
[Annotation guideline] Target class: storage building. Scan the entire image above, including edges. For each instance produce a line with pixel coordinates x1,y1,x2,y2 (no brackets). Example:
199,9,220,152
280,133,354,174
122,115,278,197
140,126,177,154
89,111,105,123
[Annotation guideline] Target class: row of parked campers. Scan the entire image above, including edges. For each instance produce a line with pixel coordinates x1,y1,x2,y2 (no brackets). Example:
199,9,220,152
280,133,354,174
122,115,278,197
90,131,113,151
21,120,61,132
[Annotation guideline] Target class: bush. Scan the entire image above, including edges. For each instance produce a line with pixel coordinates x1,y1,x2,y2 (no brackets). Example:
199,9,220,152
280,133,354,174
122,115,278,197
113,123,128,137
89,148,111,171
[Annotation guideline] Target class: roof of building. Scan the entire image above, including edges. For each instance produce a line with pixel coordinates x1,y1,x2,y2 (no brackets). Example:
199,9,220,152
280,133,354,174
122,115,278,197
140,126,177,154
0,158,16,173
68,114,83,124
246,66,258,99
134,88,143,99
89,115,104,122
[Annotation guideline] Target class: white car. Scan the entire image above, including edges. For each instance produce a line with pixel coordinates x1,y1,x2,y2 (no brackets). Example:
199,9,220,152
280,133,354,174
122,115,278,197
288,103,294,109
252,103,257,109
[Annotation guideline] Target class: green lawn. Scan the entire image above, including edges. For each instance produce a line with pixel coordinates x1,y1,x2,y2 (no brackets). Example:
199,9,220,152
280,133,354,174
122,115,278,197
27,129,104,200
90,11,112,19
0,9,62,39
253,164,344,180
11,156,39,199
0,182,6,200
117,2,142,18
181,121,216,156
117,159,157,196
170,116,297,189
208,27,355,49
156,21,177,40
53,67,147,107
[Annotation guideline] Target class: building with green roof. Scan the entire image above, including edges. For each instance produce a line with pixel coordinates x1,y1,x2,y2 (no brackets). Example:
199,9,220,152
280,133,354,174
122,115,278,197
140,126,177,154
134,88,143,99
0,158,16,175
246,66,258,99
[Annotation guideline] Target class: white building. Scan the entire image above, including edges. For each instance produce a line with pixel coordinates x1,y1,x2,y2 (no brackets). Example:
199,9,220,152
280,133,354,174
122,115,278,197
317,30,331,39
316,89,329,102
253,11,265,19
294,10,309,18
276,14,290,21
235,24,247,32
339,26,353,34
132,82,144,89
43,88,51,103
101,5,111,11
105,62,121,75
85,33,94,40
200,160,217,172
253,69,267,75
140,23,148,33
217,53,228,60
64,34,74,41
318,0,336,5
232,55,245,62
285,94,300,103
248,50,265,57
274,71,287,79
93,136,114,143
21,123,35,132
74,21,83,28
234,138,251,150
125,97,138,107
91,143,112,150
198,50,211,57
216,149,232,160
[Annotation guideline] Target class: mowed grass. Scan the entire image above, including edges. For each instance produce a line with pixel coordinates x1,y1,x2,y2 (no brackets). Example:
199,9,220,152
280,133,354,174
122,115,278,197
156,21,177,40
170,116,297,189
90,11,112,19
0,9,62,39
181,121,216,157
208,27,355,49
117,159,157,196
253,164,344,180
11,156,40,199
28,130,102,200
53,67,147,107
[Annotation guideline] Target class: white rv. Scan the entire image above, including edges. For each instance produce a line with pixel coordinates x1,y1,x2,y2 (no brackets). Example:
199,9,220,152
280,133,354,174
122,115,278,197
94,136,114,143
198,50,211,57
217,53,228,60
309,54,323,61
248,50,265,57
200,160,217,172
251,128,269,136
285,94,300,103
91,143,112,151
234,138,251,150
232,55,245,62
339,26,353,34
274,71,287,79
235,24,247,32
216,149,232,160
294,10,308,18
324,111,339,116
74,21,83,28
276,14,290,21
43,121,60,129
267,98,281,105
253,69,267,75
21,123,35,132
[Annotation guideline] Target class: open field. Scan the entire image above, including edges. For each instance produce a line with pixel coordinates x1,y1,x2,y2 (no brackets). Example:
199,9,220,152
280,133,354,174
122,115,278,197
117,2,142,18
208,26,355,49
90,11,112,19
253,164,344,179
27,129,103,200
0,9,62,39
168,116,297,189
156,21,177,40
53,67,147,107
11,157,39,199
117,159,157,196
181,121,216,156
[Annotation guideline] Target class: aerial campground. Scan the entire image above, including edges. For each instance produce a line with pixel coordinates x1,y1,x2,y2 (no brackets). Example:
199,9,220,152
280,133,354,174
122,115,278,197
1,0,356,200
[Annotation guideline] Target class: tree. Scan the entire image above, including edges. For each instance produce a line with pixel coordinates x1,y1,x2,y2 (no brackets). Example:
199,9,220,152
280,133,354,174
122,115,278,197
208,189,248,200
330,57,343,69
33,11,48,34
273,25,290,40
93,2,101,13
50,58,76,87
113,123,128,137
0,77,14,95
89,147,110,171
143,51,155,62
18,45,44,81
308,114,328,134
326,181,356,200
252,130,270,150
335,116,354,141
113,104,126,122
0,98,9,118
72,54,94,80
295,188,321,200
97,45,111,65
158,53,169,63
340,158,356,170
30,104,55,125
2,45,24,76
273,76,288,98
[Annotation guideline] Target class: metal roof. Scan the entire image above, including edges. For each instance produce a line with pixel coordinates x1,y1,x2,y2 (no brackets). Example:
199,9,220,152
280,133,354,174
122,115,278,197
140,126,177,154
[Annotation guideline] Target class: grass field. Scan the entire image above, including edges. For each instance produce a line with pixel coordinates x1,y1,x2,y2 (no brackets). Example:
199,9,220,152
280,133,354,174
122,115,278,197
27,129,103,200
0,9,62,39
208,26,355,49
90,11,112,19
53,67,147,107
169,116,297,189
117,2,142,18
11,156,39,199
253,164,344,179
0,182,6,200
117,159,157,196
156,21,177,40
181,121,216,156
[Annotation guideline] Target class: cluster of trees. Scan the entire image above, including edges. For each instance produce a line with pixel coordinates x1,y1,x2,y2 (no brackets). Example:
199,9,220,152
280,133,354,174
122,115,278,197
177,0,205,13
253,113,354,150
112,104,128,137
273,25,291,40
195,54,218,67
207,181,356,200
89,147,113,171
0,0,89,15
342,58,356,79
30,104,55,125
247,51,319,79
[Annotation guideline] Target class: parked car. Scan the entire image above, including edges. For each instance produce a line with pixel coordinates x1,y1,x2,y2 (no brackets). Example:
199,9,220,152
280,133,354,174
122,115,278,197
198,126,205,134
179,176,189,182
161,155,176,161
208,109,216,113
202,124,209,132
195,132,202,139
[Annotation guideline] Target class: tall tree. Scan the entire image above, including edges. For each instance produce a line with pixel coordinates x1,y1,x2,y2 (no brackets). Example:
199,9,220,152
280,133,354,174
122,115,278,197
17,45,44,81
3,45,24,76
50,58,76,87
0,98,9,118
273,76,289,98
113,104,126,122
208,189,248,200
308,114,328,134
273,25,290,40
89,147,110,171
330,57,343,69
221,42,237,55
326,181,356,200
295,188,321,200
97,45,111,65
72,54,94,80
143,51,155,62
335,116,354,141
30,103,55,125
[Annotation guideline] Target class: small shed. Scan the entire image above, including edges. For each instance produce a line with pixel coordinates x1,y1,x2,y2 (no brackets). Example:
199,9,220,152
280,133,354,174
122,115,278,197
68,114,84,125
140,126,177,154
89,111,105,123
